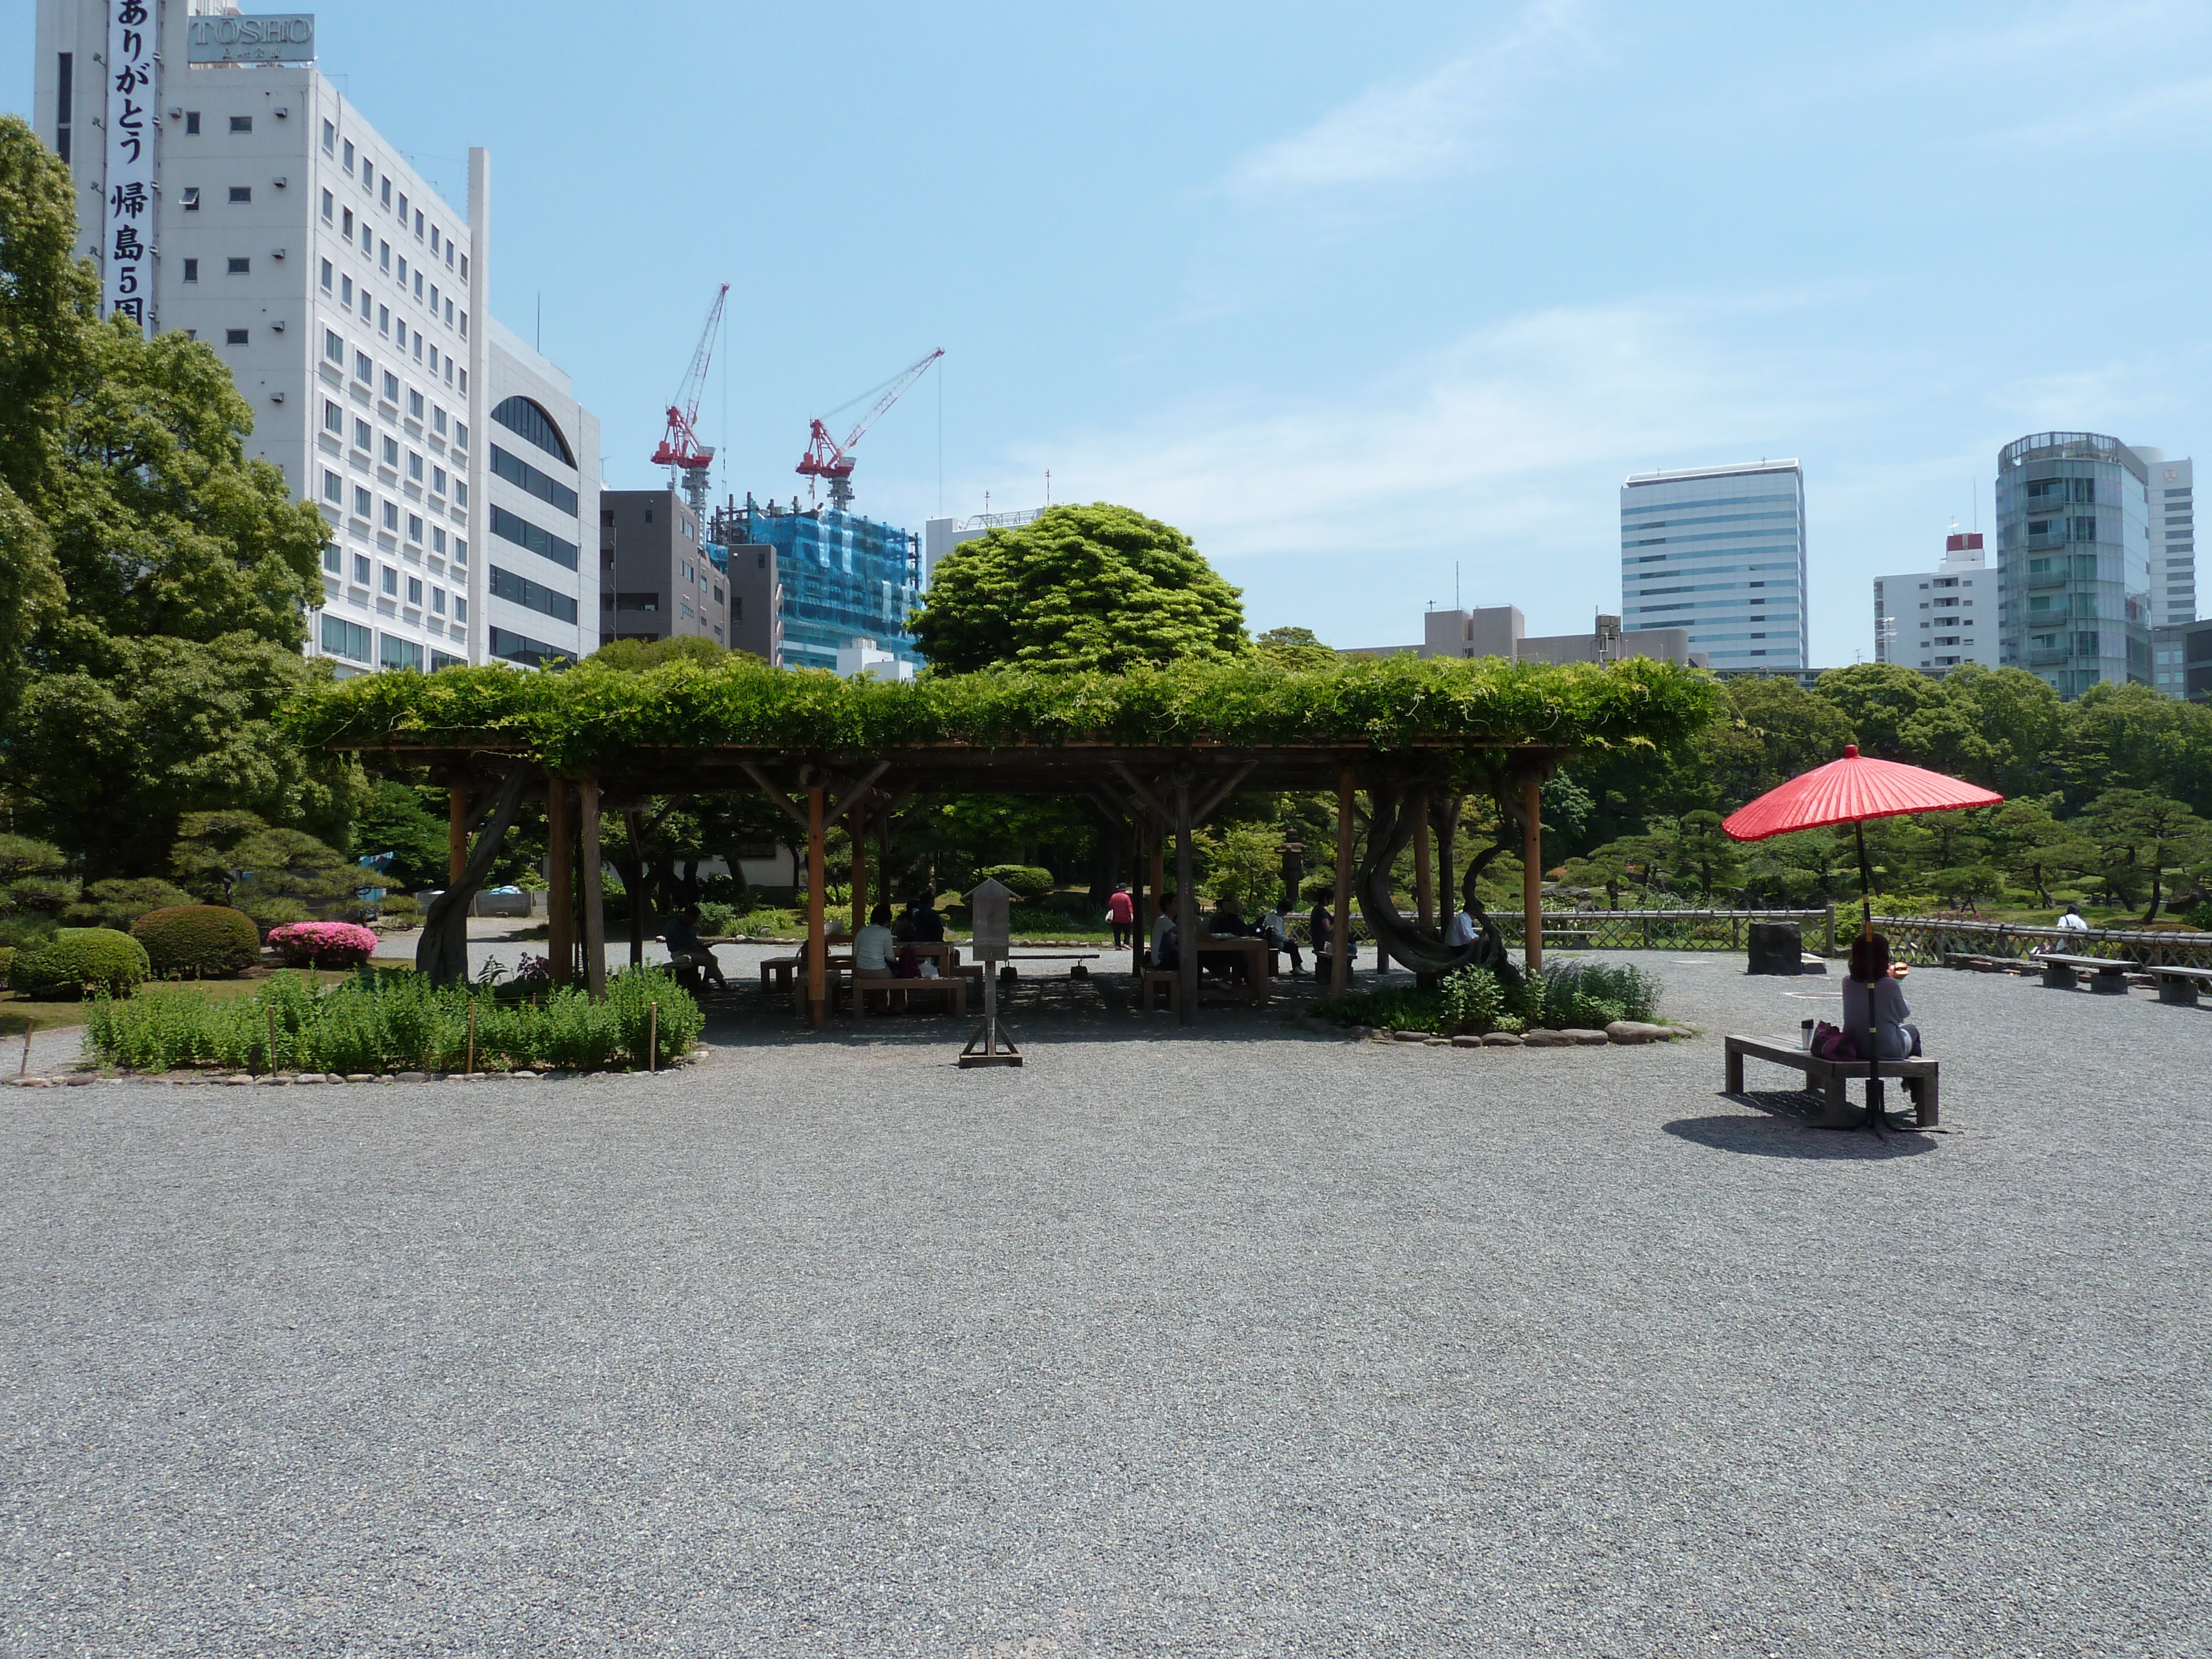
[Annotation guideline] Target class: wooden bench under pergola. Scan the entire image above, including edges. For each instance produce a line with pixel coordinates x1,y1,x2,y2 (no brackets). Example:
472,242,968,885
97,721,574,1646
302,654,1715,1029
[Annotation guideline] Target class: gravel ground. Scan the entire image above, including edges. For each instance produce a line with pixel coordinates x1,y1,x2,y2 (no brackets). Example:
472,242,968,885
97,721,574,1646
2,953,2207,1656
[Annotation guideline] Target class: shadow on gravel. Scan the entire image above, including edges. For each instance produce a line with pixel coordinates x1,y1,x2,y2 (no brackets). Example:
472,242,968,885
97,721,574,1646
1665,1096,1938,1160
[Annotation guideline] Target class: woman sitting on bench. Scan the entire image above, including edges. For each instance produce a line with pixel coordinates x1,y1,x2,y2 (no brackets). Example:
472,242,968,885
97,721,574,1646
1842,933,1921,1059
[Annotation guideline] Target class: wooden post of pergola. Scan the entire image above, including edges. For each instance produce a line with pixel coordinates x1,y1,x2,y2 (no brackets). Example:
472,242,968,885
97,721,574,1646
805,783,827,1029
1331,770,1355,997
1130,810,1148,980
624,808,646,967
447,786,467,885
1173,777,1197,1026
1413,794,1433,932
578,777,606,997
1522,776,1543,976
546,774,573,987
850,795,868,936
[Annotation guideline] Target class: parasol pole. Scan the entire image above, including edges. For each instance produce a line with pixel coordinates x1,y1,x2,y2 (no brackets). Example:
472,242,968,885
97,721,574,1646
1854,818,1884,1126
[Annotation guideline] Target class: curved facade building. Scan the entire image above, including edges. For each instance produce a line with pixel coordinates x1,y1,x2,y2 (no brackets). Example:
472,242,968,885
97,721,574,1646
1995,434,2152,698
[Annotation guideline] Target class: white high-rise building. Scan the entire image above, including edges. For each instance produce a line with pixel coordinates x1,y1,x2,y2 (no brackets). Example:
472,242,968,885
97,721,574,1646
1874,533,1996,674
29,1,598,674
2135,450,2195,627
1620,460,1808,672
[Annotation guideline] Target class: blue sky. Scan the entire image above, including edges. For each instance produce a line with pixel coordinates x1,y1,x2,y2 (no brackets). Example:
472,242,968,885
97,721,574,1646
9,1,2212,662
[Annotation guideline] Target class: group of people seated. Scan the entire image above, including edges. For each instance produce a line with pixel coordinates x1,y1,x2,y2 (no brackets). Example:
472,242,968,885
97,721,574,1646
1144,891,1310,981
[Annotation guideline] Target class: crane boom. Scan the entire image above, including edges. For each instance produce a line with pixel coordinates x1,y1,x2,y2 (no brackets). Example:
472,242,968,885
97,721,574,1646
650,283,729,517
796,347,944,510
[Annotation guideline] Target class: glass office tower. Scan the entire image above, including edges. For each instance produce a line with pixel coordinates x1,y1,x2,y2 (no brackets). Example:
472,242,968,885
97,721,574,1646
1995,433,2152,698
1620,460,1808,672
735,497,922,674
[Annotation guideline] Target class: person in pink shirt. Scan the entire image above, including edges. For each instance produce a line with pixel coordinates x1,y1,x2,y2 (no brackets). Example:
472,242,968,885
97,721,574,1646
1106,882,1135,948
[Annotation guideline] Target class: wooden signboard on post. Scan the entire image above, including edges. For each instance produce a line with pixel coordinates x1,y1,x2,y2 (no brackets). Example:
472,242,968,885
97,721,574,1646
959,877,1022,1067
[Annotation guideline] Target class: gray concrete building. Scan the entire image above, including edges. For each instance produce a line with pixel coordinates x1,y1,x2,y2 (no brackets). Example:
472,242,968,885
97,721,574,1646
2152,619,2212,701
722,541,784,664
598,488,726,648
1370,606,1705,668
1874,532,1995,674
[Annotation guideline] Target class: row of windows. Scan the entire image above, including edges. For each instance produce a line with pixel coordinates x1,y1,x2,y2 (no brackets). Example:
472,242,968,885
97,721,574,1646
489,445,578,515
320,400,466,497
488,565,580,624
320,118,465,279
173,113,254,135
319,471,468,559
320,273,466,391
177,256,255,280
320,329,468,434
317,210,466,341
489,504,580,571
319,550,469,618
1618,490,1799,518
489,627,576,669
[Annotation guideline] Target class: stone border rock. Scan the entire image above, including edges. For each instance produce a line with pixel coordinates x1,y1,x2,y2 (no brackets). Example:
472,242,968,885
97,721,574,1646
1295,1014,1695,1050
12,1045,717,1088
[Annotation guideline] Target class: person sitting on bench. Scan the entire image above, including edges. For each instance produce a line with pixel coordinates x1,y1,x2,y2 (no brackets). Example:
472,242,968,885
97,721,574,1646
1151,893,1181,973
902,895,946,943
661,906,729,993
854,902,897,982
1841,932,1920,1059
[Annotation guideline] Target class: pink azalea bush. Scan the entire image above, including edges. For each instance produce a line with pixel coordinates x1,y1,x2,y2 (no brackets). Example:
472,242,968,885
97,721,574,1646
264,920,379,969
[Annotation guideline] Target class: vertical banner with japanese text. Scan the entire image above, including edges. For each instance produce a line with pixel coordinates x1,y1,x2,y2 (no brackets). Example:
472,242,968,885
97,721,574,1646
103,0,158,332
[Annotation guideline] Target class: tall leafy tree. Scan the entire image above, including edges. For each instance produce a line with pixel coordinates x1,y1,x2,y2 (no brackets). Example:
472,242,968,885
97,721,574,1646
909,503,1249,674
2083,790,2210,921
0,118,354,875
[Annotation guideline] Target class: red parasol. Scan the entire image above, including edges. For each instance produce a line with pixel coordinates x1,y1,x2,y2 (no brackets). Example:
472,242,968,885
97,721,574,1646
1724,744,2004,1126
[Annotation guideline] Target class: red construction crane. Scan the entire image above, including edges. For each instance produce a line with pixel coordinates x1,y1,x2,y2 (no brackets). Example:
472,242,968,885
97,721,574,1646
650,283,729,518
796,347,944,510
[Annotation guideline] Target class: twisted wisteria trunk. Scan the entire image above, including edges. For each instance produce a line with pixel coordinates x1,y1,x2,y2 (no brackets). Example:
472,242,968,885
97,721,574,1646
1352,768,1528,990
416,764,534,985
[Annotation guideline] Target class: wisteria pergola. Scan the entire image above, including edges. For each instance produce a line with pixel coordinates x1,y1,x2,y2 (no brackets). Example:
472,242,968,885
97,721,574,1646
299,655,1715,1027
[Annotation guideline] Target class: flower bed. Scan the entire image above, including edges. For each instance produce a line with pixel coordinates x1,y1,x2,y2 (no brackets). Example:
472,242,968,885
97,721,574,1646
265,920,379,969
85,966,702,1075
1317,959,1667,1038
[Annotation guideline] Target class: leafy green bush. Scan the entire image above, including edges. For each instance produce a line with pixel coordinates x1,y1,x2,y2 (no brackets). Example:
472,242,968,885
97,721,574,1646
695,901,738,936
1319,958,1661,1034
1437,966,1518,1035
131,905,264,978
1532,960,1658,1028
12,928,152,999
977,864,1056,902
84,966,702,1073
2185,901,2212,932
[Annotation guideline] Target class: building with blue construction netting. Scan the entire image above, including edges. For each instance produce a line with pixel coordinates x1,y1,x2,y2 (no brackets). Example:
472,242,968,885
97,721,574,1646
718,494,922,674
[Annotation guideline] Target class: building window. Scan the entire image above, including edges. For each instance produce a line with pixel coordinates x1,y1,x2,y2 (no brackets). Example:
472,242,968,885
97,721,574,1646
379,634,425,672
321,615,372,662
432,466,446,495
461,255,468,280
454,481,467,507
185,111,201,135
407,514,423,544
454,596,468,622
324,329,345,366
353,418,371,451
413,334,423,363
380,565,399,595
408,452,424,482
454,422,468,452
321,119,336,153
408,389,424,419
432,527,446,554
432,407,448,436
431,587,446,615
181,187,201,211
322,543,342,576
458,310,467,340
490,398,576,466
361,161,373,192
382,371,399,403
406,576,423,606
353,487,372,519
378,305,389,336
380,178,392,208
340,207,352,237
379,240,390,272
322,470,343,504
489,445,580,514
183,258,200,283
491,565,582,624
453,538,468,567
489,505,581,571
356,352,375,384
415,209,425,238
226,257,250,275
353,552,372,585
224,328,248,346
323,399,343,435
229,116,252,133
488,627,572,668
383,502,399,533
382,436,399,467
228,185,251,205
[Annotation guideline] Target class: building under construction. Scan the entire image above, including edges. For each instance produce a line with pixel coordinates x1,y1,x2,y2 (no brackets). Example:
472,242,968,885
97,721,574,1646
714,494,922,675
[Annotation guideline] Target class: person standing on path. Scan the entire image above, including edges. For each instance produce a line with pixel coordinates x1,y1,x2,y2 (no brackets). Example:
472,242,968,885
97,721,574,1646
1107,883,1135,948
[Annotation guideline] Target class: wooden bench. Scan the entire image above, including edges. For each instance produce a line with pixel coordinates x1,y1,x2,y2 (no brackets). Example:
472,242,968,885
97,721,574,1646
2150,964,2212,1006
1139,969,1178,1011
857,977,968,1016
2037,952,2132,994
759,954,801,991
1724,1034,1939,1129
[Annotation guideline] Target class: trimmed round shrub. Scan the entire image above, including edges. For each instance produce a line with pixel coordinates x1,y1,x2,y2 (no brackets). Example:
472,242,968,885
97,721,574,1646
131,905,263,978
975,864,1056,902
11,928,151,999
264,920,378,969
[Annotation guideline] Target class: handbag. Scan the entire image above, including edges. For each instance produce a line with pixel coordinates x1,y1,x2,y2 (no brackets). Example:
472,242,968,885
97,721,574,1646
1811,1020,1859,1062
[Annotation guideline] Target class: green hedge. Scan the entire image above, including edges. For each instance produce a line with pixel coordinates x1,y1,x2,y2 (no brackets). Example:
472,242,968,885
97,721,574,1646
1320,960,1662,1036
975,864,1056,902
131,905,263,978
11,928,152,999
85,966,702,1074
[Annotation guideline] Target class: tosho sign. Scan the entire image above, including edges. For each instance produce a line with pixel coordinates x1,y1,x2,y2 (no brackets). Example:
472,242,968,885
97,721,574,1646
187,13,316,63
103,1,156,332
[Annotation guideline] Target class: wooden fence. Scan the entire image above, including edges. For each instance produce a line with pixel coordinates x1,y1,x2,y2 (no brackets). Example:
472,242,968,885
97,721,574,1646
1867,916,2212,970
1492,908,1837,954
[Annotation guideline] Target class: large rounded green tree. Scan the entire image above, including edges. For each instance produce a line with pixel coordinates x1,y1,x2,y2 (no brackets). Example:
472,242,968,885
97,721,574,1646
908,503,1249,674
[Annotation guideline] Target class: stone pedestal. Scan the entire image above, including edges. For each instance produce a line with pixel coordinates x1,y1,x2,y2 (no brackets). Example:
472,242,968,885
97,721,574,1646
1747,920,1803,976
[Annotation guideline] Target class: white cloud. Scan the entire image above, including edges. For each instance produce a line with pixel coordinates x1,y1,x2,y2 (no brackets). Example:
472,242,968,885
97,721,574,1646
1225,0,1589,195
